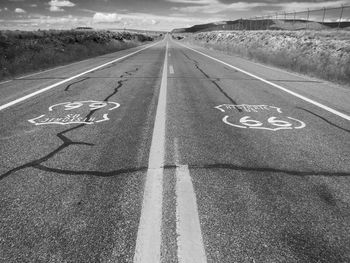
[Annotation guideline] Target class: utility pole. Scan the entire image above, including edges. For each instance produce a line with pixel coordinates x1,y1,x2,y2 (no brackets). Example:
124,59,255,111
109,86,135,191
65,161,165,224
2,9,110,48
338,5,344,30
322,7,326,24
293,11,296,30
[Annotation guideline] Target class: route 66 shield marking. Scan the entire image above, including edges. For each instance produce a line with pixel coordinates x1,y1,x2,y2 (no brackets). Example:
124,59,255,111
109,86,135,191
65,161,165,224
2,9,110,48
28,100,120,126
215,104,306,131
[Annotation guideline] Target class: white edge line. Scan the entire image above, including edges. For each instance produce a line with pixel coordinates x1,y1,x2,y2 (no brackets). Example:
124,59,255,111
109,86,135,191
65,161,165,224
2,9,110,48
0,80,12,85
0,41,160,111
175,41,350,121
133,39,168,263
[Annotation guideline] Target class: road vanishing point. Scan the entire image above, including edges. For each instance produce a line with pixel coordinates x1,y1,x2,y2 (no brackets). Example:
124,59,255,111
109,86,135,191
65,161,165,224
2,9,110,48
0,35,350,263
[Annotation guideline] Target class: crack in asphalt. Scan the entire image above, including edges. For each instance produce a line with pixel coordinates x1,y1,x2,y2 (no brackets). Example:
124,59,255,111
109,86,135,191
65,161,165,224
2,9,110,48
64,77,90,91
185,163,350,177
1,161,348,179
104,68,139,101
0,124,95,180
298,107,350,133
34,164,148,177
0,67,140,181
182,51,240,108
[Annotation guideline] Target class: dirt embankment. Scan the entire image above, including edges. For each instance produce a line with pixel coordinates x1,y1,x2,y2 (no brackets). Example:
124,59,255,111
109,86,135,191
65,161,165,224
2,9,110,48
0,30,161,81
176,31,350,85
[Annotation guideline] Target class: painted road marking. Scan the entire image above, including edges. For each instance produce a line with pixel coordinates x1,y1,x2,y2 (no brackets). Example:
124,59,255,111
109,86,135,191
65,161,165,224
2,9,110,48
169,65,175,74
223,116,305,131
176,165,207,263
176,41,350,122
215,104,282,113
174,139,207,263
0,80,12,85
28,101,120,125
0,41,160,112
133,40,168,263
216,104,306,131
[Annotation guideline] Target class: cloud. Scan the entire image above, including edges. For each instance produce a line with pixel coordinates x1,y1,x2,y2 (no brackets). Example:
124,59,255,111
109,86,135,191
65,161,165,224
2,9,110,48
166,0,213,4
1,14,91,30
92,12,122,23
170,0,267,13
89,11,219,31
49,0,75,12
92,12,160,26
15,8,26,13
277,1,349,11
167,0,349,16
30,4,38,7
50,6,64,11
337,18,350,22
0,13,215,31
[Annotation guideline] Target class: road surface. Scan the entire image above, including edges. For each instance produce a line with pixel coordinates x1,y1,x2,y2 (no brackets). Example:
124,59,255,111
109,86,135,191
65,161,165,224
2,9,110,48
0,35,349,263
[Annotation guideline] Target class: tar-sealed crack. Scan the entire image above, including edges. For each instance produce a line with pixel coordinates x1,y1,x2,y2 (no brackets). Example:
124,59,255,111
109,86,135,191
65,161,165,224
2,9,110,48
298,107,350,133
0,67,139,181
64,77,90,91
2,158,348,180
182,51,240,108
36,162,350,177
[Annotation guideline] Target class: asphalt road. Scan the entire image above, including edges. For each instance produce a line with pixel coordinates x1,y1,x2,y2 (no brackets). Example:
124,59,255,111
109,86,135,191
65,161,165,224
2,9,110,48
0,35,349,263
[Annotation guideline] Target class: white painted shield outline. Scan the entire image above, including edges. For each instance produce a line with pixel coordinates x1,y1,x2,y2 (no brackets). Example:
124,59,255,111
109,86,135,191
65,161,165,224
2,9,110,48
215,104,282,114
29,101,120,126
222,116,306,131
28,116,95,126
49,101,120,111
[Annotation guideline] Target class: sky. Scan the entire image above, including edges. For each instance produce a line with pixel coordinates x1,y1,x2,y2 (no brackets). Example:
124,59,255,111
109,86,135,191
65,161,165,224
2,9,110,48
0,0,349,31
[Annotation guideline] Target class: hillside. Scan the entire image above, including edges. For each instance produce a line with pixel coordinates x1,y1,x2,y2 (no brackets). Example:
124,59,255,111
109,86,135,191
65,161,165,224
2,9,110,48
172,19,350,33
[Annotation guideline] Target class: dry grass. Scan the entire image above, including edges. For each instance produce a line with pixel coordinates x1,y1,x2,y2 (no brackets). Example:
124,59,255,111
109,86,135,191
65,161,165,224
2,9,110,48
177,30,350,86
0,30,159,81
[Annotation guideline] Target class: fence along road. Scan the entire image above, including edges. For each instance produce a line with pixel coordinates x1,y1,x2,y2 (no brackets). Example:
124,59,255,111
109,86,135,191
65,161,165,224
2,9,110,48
204,5,350,31
0,34,349,262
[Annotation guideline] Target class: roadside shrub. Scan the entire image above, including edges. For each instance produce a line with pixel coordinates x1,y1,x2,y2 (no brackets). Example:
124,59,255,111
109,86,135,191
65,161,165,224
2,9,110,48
180,30,350,86
0,29,158,80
